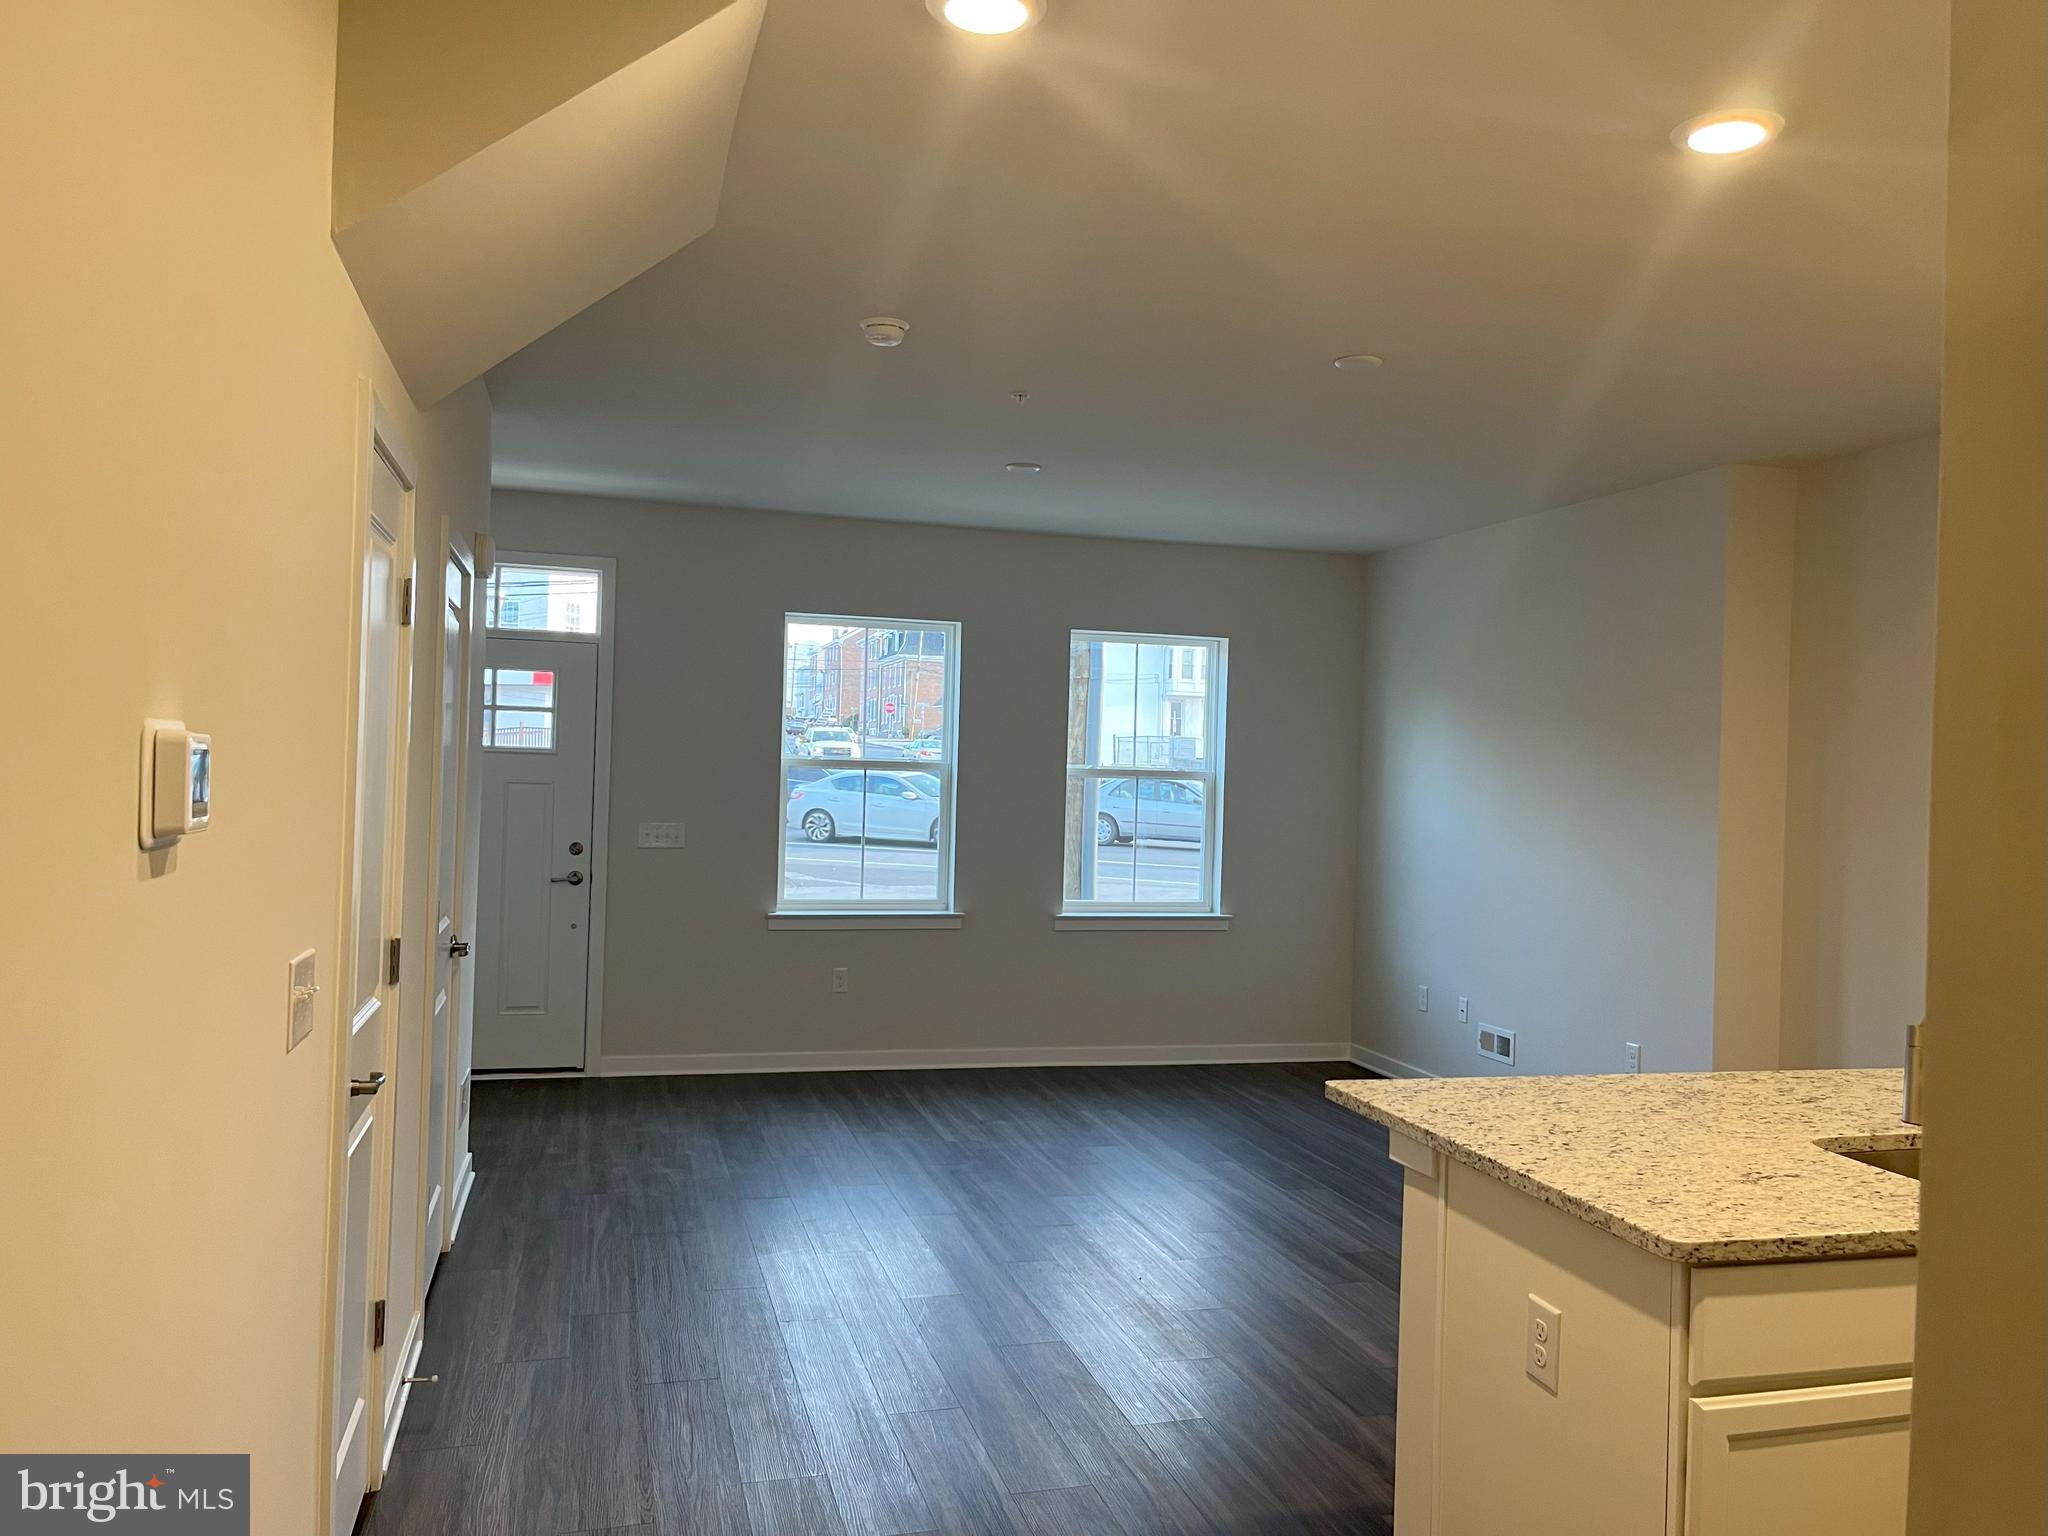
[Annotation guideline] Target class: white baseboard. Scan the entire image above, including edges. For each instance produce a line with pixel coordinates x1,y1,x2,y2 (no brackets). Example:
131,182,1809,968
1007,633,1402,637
599,1040,1354,1077
446,1152,476,1246
1347,1042,1439,1079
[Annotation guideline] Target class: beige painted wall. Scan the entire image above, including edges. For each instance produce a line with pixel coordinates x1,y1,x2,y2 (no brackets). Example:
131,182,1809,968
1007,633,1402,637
333,0,740,225
1781,436,1939,1068
1353,468,1739,1078
491,491,1367,1065
0,6,491,1531
1907,0,2048,1526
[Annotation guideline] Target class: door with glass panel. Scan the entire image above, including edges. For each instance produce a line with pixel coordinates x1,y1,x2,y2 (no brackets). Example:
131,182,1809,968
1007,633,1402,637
473,635,598,1069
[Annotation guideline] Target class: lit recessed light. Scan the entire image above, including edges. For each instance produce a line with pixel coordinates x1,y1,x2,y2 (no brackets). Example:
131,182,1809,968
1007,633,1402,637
1005,461,1043,474
1673,109,1783,156
926,0,1044,35
1332,353,1384,371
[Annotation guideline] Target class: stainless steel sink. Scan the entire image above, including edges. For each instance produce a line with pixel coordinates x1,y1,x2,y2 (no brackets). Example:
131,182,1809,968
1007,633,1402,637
1828,1145,1921,1179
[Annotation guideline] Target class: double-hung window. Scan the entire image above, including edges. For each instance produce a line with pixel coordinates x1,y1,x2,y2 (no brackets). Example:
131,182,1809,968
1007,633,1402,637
778,615,960,913
1062,631,1228,914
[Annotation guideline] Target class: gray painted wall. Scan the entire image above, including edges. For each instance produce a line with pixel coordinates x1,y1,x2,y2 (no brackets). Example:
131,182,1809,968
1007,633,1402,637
1353,447,1940,1078
1354,468,1736,1077
493,490,1368,1066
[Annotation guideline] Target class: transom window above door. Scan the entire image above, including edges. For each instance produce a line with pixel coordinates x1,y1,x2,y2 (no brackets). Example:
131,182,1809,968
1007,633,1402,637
484,561,601,635
778,615,960,913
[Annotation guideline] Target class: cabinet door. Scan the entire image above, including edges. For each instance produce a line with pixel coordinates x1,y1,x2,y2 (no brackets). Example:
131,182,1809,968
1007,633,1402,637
1686,1379,1911,1536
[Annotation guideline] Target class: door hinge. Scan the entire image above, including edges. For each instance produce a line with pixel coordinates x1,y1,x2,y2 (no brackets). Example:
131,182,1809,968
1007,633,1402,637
400,576,414,627
387,936,402,986
371,1298,386,1350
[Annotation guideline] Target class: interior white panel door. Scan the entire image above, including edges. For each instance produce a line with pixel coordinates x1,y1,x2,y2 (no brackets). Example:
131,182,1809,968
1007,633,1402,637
424,552,471,1277
332,440,408,1536
473,635,598,1069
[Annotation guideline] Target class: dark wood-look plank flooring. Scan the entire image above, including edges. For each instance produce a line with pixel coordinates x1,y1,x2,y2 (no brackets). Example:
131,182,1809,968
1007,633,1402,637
364,1062,1398,1536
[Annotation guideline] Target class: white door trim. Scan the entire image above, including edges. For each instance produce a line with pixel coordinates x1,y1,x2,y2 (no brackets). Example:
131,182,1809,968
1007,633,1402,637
484,549,615,1077
319,379,417,1536
363,404,417,1488
424,525,478,1257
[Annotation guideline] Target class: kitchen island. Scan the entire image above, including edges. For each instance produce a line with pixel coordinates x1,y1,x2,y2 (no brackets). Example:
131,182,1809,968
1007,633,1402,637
1327,1070,1919,1536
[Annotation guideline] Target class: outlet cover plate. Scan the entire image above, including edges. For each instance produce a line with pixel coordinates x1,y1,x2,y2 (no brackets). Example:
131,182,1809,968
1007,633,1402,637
638,821,685,848
287,949,318,1052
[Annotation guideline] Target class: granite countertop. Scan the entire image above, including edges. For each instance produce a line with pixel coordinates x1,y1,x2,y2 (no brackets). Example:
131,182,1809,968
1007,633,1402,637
1325,1069,1919,1264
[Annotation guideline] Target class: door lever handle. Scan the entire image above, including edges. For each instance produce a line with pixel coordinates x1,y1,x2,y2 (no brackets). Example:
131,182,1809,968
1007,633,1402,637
350,1071,388,1097
550,870,585,886
448,938,471,958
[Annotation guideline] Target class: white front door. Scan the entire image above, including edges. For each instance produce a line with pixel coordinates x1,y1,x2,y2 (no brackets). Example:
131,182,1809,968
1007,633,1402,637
332,433,411,1536
473,635,599,1070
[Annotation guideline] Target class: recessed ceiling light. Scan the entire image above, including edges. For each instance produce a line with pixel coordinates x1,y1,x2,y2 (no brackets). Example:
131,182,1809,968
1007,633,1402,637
926,0,1044,35
1005,461,1043,474
1673,109,1784,156
1332,353,1384,371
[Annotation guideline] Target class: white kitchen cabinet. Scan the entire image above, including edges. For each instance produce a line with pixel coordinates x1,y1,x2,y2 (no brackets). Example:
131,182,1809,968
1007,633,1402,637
1686,1379,1912,1536
1382,1134,1916,1535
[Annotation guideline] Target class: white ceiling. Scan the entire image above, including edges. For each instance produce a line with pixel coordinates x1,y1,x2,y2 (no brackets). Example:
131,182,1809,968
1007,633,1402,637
487,0,1947,553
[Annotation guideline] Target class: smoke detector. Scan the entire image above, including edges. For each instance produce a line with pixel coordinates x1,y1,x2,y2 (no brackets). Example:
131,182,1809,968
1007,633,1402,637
860,316,910,348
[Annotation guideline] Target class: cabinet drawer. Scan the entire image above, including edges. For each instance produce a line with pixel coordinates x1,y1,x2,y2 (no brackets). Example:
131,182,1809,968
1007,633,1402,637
1686,1379,1911,1536
1689,1258,1915,1388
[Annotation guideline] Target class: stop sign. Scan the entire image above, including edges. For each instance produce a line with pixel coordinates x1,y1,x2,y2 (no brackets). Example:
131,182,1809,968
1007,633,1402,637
884,701,897,714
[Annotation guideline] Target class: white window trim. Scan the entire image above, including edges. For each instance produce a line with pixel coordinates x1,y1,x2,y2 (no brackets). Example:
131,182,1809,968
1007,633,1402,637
1052,913,1229,931
484,556,606,640
768,913,963,931
775,613,962,916
1060,629,1229,919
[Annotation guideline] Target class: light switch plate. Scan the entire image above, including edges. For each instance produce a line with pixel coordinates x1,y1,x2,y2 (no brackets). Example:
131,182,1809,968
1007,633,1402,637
1527,1294,1561,1393
638,821,685,848
287,949,318,1052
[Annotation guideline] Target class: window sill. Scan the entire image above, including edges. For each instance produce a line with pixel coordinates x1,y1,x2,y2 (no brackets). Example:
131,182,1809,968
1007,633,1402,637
1052,913,1231,932
768,912,963,931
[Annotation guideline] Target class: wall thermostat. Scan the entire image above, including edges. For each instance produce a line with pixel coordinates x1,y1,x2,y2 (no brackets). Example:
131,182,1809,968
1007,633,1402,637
140,719,212,849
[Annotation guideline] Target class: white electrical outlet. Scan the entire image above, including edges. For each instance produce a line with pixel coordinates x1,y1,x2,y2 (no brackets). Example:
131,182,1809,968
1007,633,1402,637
1418,985,1430,1012
1457,996,1470,1024
1624,1041,1643,1074
1477,1024,1516,1065
1527,1294,1561,1392
638,821,685,848
831,967,849,994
